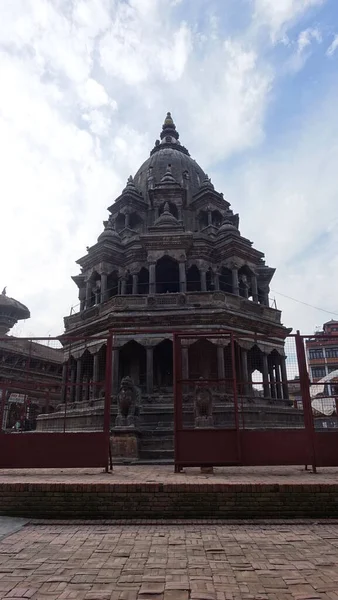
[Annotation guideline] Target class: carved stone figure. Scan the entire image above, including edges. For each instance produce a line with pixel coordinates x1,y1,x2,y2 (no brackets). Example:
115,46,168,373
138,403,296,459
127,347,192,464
116,376,139,427
194,378,213,428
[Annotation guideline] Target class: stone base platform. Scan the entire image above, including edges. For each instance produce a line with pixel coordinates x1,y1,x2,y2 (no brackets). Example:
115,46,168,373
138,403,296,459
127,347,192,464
1,466,338,520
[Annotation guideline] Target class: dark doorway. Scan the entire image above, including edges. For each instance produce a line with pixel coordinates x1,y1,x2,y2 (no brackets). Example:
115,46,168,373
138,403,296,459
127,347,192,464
156,256,179,293
154,339,173,390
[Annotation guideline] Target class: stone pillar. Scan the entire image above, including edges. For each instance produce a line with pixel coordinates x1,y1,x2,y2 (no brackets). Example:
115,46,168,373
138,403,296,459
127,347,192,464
262,353,270,399
79,288,86,312
201,270,207,292
275,357,283,399
125,213,130,228
280,356,289,400
120,277,127,295
154,207,159,221
217,346,225,380
182,345,189,393
100,273,108,303
178,206,183,222
70,364,76,403
232,268,239,296
112,347,119,395
132,274,138,295
94,286,100,305
61,363,67,403
83,375,90,402
269,364,276,399
207,211,212,225
149,263,156,294
179,262,187,293
251,275,259,303
263,288,270,307
241,349,249,397
85,280,91,309
93,352,100,398
146,346,154,394
214,271,220,291
75,358,82,403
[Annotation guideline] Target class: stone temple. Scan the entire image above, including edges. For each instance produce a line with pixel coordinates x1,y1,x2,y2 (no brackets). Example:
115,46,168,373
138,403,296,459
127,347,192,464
39,113,298,460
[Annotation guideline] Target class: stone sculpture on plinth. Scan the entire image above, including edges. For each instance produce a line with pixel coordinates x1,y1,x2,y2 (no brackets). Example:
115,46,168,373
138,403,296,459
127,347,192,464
194,378,214,428
111,376,141,460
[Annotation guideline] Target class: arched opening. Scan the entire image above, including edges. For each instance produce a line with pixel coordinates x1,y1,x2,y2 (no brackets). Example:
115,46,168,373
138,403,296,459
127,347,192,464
156,256,179,294
107,271,118,298
219,267,232,294
129,212,143,233
187,265,201,292
238,266,253,299
126,272,133,295
188,339,217,380
119,341,146,388
199,211,208,230
154,339,173,391
115,213,125,232
206,267,214,291
138,267,149,294
88,271,101,307
248,345,264,399
212,210,222,227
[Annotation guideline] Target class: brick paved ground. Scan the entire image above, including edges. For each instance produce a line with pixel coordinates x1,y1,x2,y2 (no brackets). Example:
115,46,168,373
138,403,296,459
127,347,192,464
1,522,338,599
0,465,337,485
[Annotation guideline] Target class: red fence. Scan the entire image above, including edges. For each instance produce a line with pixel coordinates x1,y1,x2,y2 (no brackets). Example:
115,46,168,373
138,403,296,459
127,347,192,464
1,329,338,472
173,331,338,472
0,335,112,469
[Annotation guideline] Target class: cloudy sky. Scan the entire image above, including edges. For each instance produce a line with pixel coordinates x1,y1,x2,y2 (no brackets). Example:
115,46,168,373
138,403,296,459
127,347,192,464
1,0,338,338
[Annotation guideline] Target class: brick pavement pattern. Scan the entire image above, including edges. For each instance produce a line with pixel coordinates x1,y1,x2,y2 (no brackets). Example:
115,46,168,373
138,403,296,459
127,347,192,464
1,522,338,599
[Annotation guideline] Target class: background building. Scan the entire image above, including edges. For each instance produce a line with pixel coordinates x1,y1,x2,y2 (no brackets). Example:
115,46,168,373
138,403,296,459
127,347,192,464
306,320,338,393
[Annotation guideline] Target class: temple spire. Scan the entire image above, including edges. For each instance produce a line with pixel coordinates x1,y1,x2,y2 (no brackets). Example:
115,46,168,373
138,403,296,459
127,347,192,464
160,111,179,142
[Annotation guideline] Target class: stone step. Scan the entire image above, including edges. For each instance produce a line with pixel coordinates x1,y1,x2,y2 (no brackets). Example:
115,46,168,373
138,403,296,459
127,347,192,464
139,448,174,460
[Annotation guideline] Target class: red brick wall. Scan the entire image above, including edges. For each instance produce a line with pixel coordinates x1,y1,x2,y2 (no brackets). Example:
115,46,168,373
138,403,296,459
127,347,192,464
1,483,338,519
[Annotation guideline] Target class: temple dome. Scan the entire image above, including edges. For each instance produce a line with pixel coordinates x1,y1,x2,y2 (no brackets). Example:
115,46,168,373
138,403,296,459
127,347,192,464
154,202,180,228
217,221,240,236
134,113,206,198
0,288,30,335
97,220,120,242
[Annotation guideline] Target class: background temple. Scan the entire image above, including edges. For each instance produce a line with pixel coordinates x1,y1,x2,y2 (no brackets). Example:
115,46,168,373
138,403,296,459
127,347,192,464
37,113,301,459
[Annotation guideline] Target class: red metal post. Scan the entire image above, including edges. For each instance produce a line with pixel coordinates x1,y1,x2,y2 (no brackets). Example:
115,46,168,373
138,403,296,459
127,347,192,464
230,333,241,463
0,386,7,434
295,331,317,473
103,334,113,472
173,332,183,472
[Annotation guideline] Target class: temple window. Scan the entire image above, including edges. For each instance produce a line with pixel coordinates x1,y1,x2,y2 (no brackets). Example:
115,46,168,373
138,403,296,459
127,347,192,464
154,339,173,390
206,268,214,291
138,267,149,294
219,267,232,294
129,212,143,232
187,265,201,292
212,210,222,227
119,341,146,389
156,256,179,294
115,213,125,232
238,266,253,300
107,271,118,298
199,211,208,230
160,202,178,219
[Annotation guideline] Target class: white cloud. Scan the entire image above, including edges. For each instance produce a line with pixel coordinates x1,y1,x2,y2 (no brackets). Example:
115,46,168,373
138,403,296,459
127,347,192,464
297,27,322,52
0,0,334,339
253,0,325,42
326,34,338,56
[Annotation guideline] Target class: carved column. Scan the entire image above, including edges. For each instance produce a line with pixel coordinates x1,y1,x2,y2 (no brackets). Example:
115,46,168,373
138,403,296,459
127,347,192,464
201,271,207,292
112,347,119,395
182,345,189,393
263,288,270,307
241,349,249,396
61,363,67,403
93,352,100,398
132,274,138,295
120,277,127,295
232,268,239,296
154,207,159,221
70,364,76,403
179,262,187,293
83,375,90,402
125,212,130,228
269,363,276,399
149,263,156,294
178,206,183,222
217,346,225,381
85,280,91,309
280,356,289,400
262,353,270,399
251,275,259,303
100,273,108,303
274,357,282,399
75,358,82,403
79,288,86,312
146,346,154,394
214,271,220,291
207,210,212,225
